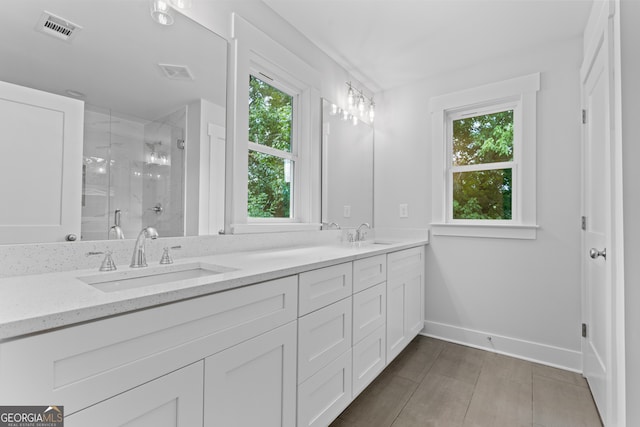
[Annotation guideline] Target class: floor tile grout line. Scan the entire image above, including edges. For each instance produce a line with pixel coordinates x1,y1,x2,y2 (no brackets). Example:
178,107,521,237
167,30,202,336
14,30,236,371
460,348,495,426
531,365,534,427
389,341,446,427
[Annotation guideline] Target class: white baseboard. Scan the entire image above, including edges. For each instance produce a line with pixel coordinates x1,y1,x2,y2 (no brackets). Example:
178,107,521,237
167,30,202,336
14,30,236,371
422,320,582,373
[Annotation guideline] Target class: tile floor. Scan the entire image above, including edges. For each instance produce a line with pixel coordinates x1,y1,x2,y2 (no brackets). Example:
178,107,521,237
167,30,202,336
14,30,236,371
330,336,602,427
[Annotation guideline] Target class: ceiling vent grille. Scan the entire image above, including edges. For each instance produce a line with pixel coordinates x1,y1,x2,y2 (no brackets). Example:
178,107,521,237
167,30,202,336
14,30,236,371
158,64,194,81
36,11,82,41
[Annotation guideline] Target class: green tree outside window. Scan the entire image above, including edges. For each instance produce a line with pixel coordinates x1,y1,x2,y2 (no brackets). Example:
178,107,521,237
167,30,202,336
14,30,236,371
452,110,513,220
248,76,294,218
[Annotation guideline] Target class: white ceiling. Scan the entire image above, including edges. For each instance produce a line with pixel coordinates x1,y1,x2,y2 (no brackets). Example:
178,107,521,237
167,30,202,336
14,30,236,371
262,0,593,93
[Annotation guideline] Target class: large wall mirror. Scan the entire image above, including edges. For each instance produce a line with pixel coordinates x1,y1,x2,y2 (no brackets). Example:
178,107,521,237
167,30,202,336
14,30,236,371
322,99,374,229
0,1,227,244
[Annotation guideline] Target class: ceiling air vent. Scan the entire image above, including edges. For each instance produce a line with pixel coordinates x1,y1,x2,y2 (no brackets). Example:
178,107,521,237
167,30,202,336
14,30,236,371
36,11,82,42
158,64,194,81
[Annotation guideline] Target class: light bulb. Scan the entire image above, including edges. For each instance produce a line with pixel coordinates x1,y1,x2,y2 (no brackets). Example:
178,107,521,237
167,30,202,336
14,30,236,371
357,95,366,115
330,104,338,116
150,0,174,25
342,109,350,121
347,86,355,108
352,115,358,126
368,103,375,122
170,0,191,9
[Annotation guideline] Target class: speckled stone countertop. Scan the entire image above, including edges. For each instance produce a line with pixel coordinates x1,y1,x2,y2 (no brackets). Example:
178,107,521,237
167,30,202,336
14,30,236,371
0,238,427,341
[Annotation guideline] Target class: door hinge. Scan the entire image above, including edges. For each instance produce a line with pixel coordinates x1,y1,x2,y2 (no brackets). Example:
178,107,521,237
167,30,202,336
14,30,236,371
582,109,587,124
581,216,587,230
582,323,587,338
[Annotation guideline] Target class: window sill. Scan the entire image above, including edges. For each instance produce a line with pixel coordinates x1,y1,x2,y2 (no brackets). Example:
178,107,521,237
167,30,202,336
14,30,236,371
231,222,322,234
430,223,539,240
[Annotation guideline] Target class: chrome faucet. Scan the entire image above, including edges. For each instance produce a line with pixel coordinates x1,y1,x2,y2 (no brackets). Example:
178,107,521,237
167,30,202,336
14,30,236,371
109,209,125,239
130,226,159,268
109,225,125,240
356,223,371,242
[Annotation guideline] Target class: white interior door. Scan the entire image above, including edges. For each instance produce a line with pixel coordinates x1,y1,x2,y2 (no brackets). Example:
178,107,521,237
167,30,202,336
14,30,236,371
0,80,84,243
581,25,612,424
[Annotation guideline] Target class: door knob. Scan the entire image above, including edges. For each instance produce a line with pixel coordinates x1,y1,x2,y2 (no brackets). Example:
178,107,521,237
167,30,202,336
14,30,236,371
589,248,606,260
65,233,78,241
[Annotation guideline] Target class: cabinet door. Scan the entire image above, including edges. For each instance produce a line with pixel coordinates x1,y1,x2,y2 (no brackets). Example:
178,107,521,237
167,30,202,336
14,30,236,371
204,321,297,427
386,276,408,363
405,269,424,337
0,80,84,243
386,247,425,363
65,362,203,427
298,349,352,427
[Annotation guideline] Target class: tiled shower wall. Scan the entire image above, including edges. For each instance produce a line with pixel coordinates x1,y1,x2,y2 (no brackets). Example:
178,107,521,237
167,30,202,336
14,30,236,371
81,106,185,241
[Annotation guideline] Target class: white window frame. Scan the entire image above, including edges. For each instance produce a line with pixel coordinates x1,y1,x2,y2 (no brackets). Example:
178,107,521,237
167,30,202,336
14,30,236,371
430,73,540,239
247,69,300,221
228,14,321,234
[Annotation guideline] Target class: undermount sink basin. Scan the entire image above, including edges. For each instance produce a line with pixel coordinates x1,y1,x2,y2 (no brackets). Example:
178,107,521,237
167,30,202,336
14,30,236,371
79,262,237,293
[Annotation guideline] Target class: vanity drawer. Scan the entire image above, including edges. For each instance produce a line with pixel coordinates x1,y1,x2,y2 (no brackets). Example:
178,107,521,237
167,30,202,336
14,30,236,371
298,297,352,383
298,349,352,427
352,281,386,345
353,254,386,293
352,324,386,399
299,262,353,315
0,275,297,415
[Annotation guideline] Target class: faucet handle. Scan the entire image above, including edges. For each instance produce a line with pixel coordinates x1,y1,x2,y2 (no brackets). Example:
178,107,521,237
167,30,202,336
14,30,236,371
160,246,181,265
160,247,173,264
99,251,117,271
86,251,117,271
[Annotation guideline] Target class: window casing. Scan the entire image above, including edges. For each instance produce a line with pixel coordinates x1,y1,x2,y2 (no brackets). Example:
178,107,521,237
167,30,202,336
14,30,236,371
430,73,540,239
228,15,321,233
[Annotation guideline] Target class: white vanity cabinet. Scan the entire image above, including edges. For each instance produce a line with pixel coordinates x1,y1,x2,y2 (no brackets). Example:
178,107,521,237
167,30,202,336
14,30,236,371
0,243,427,427
65,361,204,427
386,246,426,363
0,275,297,418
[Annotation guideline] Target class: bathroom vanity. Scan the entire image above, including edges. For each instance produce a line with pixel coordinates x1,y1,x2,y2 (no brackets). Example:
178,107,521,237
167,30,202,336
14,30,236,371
0,240,426,427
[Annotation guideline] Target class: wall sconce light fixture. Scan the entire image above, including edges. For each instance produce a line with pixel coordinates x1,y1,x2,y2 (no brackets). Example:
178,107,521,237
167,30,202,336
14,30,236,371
345,82,375,124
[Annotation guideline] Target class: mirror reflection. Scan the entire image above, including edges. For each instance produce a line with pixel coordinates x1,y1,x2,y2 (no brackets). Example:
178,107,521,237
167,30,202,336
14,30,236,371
322,99,374,229
0,1,227,243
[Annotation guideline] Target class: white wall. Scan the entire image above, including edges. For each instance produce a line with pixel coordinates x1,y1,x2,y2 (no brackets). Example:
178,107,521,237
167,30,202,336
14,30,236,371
620,1,640,424
182,1,366,108
375,37,584,369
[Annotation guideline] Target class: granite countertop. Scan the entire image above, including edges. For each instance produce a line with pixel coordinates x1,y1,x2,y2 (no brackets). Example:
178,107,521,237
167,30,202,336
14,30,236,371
0,239,427,341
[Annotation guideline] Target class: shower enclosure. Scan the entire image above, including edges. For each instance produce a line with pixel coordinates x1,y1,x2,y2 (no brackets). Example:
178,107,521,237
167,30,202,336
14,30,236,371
81,105,186,241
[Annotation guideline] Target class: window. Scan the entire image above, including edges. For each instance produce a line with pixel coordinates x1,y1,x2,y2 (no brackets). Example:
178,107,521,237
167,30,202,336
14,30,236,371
228,15,321,233
248,75,296,219
430,73,540,239
449,107,515,221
